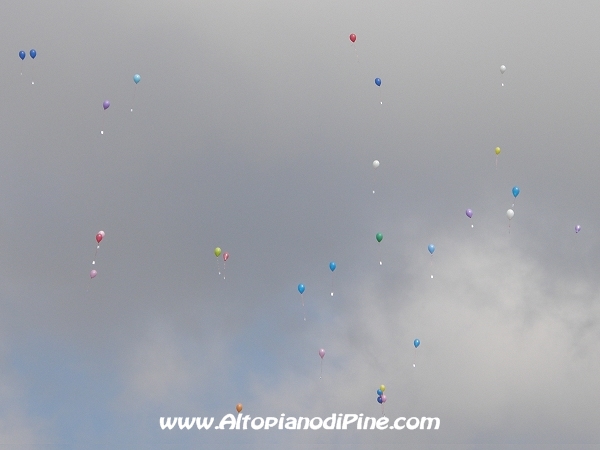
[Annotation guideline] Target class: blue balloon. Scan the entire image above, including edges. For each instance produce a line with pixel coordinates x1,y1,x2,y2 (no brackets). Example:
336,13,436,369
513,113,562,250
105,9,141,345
29,49,36,59
298,284,305,294
512,186,520,198
19,51,26,60
329,262,336,272
377,396,383,404
377,389,383,396
374,78,381,86
428,244,435,254
133,74,141,84
414,339,420,348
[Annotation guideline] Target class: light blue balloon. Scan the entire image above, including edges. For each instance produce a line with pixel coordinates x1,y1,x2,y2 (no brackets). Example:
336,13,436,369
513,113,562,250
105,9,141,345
414,339,420,348
375,77,381,86
133,74,141,84
298,284,305,294
377,389,383,396
428,244,435,254
329,262,336,272
512,186,520,198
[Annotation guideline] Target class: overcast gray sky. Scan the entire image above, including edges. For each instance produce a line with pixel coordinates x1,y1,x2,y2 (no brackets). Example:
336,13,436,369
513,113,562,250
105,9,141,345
1,0,599,448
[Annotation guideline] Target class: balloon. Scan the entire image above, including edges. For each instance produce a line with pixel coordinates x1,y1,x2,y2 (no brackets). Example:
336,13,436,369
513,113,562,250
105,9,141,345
377,396,382,404
99,231,105,237
414,339,420,348
495,147,501,155
373,160,380,169
298,284,305,294
236,403,243,413
329,262,336,272
500,65,506,74
29,49,36,59
133,74,141,84
575,225,581,233
466,209,473,219
349,34,356,43
376,233,383,243
103,100,110,110
90,270,97,279
223,252,229,261
374,78,381,87
319,349,325,359
377,389,383,396
379,384,385,392
428,244,435,254
214,247,221,257
507,209,514,220
381,394,387,403
96,233,103,244
19,51,26,60
512,186,520,198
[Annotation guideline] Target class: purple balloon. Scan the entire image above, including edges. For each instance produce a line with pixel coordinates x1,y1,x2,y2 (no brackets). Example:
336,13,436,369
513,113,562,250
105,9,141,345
466,209,473,219
575,225,581,233
103,100,110,110
319,349,325,358
90,270,97,279
381,394,386,403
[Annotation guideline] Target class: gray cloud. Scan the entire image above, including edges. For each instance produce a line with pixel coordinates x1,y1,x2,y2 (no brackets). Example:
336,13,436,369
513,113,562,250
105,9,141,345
0,0,599,448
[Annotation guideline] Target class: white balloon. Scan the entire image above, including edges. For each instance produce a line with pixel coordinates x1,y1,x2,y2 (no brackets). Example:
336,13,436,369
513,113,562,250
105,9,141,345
500,65,506,74
373,160,380,169
507,209,514,220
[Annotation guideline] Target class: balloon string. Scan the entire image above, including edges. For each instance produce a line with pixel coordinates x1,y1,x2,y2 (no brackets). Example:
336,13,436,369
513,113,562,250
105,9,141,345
301,294,305,321
131,85,137,112
372,167,376,194
216,258,221,276
92,245,99,265
223,260,226,280
353,44,359,63
320,359,322,379
20,60,23,76
31,61,35,85
101,114,105,135
330,273,334,297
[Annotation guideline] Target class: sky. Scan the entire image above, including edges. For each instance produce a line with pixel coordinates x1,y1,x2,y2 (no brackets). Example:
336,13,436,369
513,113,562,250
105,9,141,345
1,0,600,448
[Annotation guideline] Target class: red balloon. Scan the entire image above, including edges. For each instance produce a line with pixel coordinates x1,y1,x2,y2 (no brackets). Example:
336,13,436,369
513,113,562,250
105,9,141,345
96,233,103,244
349,34,356,43
223,252,229,262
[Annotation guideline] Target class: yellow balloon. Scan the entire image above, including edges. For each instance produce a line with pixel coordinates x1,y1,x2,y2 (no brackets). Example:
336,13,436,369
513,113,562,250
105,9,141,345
495,147,501,155
380,384,385,392
214,247,222,257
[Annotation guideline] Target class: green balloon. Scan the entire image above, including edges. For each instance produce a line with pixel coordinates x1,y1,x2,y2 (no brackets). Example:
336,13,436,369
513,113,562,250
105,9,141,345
376,233,383,243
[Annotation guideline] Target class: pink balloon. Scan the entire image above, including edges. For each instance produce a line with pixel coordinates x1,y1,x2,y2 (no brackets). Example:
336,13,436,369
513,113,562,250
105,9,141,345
319,349,325,359
99,230,105,237
223,252,229,262
381,394,386,403
96,233,103,244
90,270,97,279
